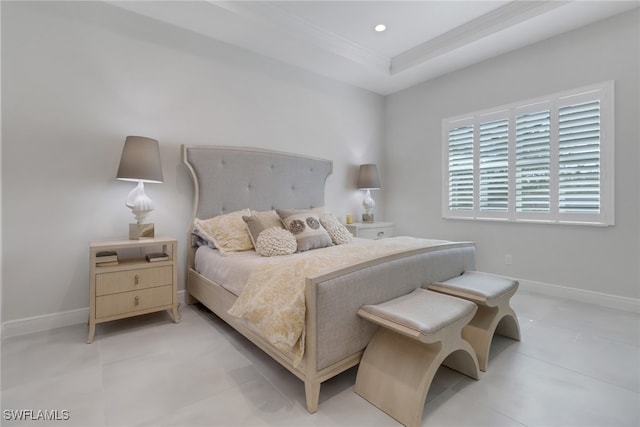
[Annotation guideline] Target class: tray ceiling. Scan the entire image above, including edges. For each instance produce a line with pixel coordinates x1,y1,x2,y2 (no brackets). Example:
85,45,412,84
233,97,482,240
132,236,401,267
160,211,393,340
109,1,639,94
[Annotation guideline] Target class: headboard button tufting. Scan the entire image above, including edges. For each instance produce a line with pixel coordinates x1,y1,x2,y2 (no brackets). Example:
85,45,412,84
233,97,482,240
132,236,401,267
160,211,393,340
182,146,332,221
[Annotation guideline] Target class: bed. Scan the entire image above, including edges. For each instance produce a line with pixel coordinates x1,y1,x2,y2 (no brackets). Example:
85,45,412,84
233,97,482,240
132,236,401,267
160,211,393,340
181,145,476,412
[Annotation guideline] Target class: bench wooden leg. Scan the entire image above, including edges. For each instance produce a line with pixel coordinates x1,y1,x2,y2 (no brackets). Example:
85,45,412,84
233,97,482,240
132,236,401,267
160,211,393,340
443,345,482,380
462,304,521,371
355,328,479,427
496,310,521,341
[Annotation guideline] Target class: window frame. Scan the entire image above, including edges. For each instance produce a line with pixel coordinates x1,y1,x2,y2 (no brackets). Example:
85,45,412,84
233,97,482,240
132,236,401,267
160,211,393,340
441,81,614,226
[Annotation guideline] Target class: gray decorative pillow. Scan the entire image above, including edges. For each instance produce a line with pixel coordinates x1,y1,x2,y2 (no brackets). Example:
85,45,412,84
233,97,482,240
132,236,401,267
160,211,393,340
243,210,285,248
255,227,297,257
276,209,333,252
251,210,284,229
319,213,353,245
191,228,215,248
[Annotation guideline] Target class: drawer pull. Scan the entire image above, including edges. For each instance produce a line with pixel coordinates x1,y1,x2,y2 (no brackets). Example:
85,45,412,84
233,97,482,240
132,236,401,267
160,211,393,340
134,296,140,306
377,231,384,237
134,275,139,285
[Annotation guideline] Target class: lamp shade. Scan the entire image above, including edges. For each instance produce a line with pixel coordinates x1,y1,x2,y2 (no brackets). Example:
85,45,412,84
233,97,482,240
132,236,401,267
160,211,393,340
116,136,163,183
357,164,381,189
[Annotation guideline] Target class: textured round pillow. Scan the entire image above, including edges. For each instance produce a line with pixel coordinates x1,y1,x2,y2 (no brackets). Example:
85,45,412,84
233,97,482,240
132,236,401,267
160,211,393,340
320,213,353,245
255,227,297,256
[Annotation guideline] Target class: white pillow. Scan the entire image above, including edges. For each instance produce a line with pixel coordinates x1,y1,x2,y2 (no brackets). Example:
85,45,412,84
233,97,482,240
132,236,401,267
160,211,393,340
255,227,297,257
319,213,353,245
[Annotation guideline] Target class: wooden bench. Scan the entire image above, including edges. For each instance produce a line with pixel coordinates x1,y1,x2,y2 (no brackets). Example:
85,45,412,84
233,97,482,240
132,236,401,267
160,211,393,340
427,271,521,371
354,289,480,427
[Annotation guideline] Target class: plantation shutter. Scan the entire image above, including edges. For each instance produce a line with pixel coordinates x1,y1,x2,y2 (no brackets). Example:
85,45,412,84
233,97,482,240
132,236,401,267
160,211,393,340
515,110,551,212
448,125,474,211
558,100,601,214
479,118,509,212
442,81,612,225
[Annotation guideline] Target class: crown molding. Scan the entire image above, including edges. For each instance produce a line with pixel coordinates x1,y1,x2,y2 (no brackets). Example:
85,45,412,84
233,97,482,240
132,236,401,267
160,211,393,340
107,1,639,95
391,1,571,75
212,1,573,78
211,1,391,74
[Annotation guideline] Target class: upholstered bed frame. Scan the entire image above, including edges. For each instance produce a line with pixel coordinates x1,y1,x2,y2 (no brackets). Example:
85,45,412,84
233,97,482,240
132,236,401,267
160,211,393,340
181,145,477,413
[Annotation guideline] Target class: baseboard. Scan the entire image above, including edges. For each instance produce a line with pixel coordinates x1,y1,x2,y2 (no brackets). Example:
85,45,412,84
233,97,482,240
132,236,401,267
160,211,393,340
2,307,89,339
2,290,188,339
3,284,638,339
519,279,640,313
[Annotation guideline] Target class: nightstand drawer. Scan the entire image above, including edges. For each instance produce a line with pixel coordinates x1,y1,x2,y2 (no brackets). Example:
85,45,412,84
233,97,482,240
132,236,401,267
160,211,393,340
357,226,394,240
96,265,172,296
95,285,173,319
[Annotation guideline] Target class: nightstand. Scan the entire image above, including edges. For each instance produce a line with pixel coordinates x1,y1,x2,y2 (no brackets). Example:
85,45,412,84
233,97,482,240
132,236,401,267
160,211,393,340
346,221,395,240
88,237,180,343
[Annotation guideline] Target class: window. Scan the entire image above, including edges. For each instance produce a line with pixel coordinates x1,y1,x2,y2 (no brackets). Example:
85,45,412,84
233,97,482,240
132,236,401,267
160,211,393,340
442,81,614,226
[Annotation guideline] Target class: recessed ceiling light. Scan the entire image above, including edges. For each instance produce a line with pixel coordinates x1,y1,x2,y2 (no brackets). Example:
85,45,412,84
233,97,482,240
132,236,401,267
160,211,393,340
374,24,386,33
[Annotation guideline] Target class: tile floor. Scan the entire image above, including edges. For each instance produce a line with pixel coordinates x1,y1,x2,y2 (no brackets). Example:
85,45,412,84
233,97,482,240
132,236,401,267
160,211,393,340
1,290,639,427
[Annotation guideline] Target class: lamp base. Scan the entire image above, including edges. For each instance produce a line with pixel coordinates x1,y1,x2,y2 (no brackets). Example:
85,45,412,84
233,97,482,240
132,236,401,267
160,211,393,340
362,213,374,223
129,223,155,240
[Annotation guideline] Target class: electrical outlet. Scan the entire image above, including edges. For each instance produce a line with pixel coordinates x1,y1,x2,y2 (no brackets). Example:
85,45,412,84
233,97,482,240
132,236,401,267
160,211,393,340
504,254,512,265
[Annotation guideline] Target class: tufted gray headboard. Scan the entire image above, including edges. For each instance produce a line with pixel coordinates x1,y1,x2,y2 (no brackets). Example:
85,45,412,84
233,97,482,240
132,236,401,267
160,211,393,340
181,145,333,221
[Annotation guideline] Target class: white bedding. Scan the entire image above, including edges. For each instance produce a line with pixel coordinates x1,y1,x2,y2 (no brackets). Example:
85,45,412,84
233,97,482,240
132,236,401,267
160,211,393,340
194,238,371,296
194,247,263,296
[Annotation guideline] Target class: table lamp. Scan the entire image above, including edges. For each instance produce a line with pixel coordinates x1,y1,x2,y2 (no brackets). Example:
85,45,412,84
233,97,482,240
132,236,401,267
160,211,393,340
116,136,163,239
357,164,381,223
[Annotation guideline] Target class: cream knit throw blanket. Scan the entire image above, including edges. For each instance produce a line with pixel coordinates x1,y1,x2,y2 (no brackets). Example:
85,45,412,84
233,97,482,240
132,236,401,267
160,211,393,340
228,236,454,366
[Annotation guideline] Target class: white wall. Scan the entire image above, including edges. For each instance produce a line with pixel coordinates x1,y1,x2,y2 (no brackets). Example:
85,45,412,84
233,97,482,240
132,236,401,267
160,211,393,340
0,0,3,348
1,2,385,324
385,10,640,301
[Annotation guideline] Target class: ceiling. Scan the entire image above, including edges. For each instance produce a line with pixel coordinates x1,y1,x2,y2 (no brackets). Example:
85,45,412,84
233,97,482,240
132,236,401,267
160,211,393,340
109,1,639,95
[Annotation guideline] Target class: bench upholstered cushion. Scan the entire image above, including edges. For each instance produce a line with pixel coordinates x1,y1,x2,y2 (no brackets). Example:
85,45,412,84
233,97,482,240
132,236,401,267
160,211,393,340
359,289,476,337
430,271,518,302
